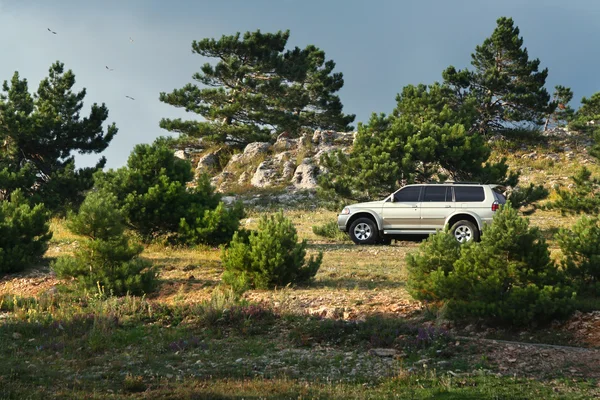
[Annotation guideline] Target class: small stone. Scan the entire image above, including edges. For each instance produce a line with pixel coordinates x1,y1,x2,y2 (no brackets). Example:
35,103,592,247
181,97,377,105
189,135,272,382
369,348,397,357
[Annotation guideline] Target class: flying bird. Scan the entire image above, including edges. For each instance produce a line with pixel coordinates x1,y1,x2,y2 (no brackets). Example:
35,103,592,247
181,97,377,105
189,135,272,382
125,96,135,100
129,37,134,43
47,28,57,34
105,66,114,71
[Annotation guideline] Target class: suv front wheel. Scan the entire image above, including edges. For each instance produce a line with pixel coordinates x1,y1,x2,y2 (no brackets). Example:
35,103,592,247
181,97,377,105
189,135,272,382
349,218,379,245
450,220,479,243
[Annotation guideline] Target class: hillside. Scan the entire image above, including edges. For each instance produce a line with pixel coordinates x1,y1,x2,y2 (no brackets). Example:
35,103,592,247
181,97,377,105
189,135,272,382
2,134,600,397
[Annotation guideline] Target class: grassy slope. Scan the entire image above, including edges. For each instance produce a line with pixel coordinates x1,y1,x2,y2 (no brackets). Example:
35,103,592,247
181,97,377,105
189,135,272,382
1,132,600,399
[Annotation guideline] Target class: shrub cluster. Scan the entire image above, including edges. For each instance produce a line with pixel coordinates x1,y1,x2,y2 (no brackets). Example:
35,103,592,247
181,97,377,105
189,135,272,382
544,167,600,215
0,191,52,274
556,216,600,295
52,191,158,296
222,212,323,292
407,204,575,326
94,138,244,246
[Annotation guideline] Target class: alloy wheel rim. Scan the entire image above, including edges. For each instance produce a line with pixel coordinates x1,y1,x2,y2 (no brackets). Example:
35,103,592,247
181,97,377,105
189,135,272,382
354,223,372,241
454,225,472,243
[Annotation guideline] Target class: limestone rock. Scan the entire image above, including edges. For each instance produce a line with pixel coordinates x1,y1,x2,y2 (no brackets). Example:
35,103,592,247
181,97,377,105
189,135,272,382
369,348,397,358
174,150,186,160
292,159,319,189
238,171,251,185
282,160,296,180
196,152,219,172
545,153,560,162
242,142,271,161
251,161,277,188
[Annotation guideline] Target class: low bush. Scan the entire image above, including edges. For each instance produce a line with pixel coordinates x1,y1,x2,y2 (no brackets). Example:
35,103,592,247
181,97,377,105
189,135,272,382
544,167,600,215
52,191,158,296
222,212,323,291
312,220,349,241
556,215,600,295
407,204,575,326
0,191,52,274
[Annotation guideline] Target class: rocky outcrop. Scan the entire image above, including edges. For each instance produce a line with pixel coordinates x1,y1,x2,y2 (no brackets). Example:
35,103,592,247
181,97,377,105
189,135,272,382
189,130,355,193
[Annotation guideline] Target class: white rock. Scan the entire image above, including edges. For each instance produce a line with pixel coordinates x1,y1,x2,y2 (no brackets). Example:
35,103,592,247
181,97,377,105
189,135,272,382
291,159,319,189
251,161,277,188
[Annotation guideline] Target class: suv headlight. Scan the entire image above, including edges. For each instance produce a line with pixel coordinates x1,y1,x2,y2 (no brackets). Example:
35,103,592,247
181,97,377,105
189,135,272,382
340,207,350,215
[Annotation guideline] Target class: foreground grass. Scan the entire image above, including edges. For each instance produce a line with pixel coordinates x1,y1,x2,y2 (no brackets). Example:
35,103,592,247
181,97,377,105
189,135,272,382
1,290,598,399
3,375,596,399
3,204,600,399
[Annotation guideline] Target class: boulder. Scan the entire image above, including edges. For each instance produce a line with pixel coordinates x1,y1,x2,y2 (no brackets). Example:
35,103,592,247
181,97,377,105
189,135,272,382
545,153,560,162
174,150,186,160
242,142,271,161
196,151,219,172
251,161,277,188
291,159,319,189
273,132,298,151
238,170,251,185
282,160,296,180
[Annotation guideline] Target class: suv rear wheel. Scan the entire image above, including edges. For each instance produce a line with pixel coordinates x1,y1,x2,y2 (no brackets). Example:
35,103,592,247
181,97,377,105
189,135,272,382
349,217,379,245
450,220,479,243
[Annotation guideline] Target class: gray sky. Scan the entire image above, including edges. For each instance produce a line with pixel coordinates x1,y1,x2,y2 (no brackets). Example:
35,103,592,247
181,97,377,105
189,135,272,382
1,0,599,168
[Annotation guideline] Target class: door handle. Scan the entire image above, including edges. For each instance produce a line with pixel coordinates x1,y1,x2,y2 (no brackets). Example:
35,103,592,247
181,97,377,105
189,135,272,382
445,205,452,208
412,205,418,208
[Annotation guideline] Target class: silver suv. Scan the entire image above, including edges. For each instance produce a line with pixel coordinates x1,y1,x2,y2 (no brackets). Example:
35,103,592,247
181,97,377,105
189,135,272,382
337,183,506,245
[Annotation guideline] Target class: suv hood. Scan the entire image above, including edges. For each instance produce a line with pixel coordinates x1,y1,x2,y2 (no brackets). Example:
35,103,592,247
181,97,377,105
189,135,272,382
348,200,386,209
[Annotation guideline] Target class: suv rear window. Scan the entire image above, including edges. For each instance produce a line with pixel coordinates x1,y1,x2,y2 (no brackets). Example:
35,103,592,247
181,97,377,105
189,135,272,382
454,186,485,202
493,188,507,204
422,186,451,202
394,186,421,202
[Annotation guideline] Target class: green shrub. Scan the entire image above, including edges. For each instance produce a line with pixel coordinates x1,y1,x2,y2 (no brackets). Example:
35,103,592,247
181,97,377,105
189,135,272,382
544,167,600,215
406,228,461,302
556,216,600,294
506,183,549,213
222,212,323,290
311,221,349,241
407,204,575,326
94,138,244,245
52,191,158,296
0,191,52,274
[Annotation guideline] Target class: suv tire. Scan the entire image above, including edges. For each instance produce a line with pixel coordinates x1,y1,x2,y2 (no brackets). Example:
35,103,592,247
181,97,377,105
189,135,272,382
450,220,479,243
349,217,379,245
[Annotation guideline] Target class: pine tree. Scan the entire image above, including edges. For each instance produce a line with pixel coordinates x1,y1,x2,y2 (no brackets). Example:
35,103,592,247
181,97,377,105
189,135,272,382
159,30,354,147
443,17,554,135
544,167,600,215
0,62,117,212
319,84,518,203
53,191,157,296
94,138,244,245
0,190,52,274
222,212,322,291
544,85,574,130
570,92,600,160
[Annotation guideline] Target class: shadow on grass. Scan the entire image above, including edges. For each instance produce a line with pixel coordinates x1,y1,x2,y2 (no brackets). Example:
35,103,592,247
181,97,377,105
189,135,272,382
314,277,406,290
306,236,427,251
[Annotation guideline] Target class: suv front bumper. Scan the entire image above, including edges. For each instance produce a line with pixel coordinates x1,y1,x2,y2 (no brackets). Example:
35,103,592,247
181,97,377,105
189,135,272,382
337,214,350,232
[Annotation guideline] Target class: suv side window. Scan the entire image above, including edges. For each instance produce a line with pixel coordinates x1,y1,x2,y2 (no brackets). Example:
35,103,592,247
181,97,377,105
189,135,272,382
454,186,485,202
422,186,451,202
394,186,421,202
